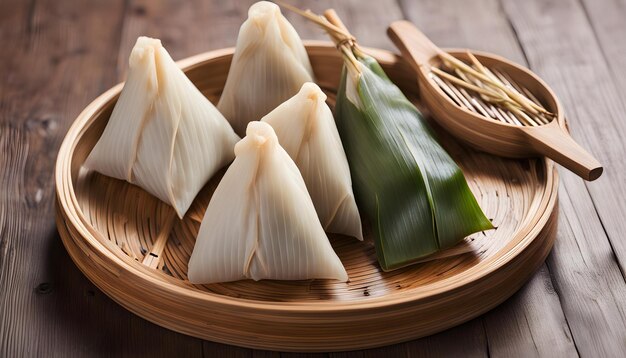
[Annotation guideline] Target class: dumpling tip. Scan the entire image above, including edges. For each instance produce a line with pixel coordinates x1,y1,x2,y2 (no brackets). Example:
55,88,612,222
248,1,280,17
247,1,281,26
235,121,278,154
129,36,162,67
299,82,327,102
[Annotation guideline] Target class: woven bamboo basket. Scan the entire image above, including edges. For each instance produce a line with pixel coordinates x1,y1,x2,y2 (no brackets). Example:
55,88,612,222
55,41,559,352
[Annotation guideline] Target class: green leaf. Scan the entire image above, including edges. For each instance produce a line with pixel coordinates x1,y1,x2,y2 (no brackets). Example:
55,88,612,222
336,54,493,271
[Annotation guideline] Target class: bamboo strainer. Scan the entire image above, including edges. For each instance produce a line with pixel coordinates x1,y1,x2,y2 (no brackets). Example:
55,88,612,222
55,43,559,351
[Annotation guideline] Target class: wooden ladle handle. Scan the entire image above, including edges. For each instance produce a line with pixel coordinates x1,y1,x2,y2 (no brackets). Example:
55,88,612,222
387,20,443,73
524,121,603,181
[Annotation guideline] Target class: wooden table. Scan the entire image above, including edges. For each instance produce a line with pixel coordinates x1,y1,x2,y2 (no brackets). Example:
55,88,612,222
2,0,625,356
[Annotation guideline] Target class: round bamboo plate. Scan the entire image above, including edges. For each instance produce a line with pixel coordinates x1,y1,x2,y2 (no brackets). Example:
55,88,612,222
55,41,559,352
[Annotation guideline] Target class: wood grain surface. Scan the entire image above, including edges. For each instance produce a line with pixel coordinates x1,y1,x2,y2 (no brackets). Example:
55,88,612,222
1,0,624,356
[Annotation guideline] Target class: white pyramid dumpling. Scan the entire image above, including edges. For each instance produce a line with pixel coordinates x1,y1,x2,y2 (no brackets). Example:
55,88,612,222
187,121,348,284
217,1,314,136
262,83,363,240
85,37,240,218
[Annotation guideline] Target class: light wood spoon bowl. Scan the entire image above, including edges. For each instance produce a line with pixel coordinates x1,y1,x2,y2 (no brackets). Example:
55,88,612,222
388,20,603,181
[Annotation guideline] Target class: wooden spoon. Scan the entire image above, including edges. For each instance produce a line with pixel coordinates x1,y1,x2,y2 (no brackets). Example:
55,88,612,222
388,20,603,181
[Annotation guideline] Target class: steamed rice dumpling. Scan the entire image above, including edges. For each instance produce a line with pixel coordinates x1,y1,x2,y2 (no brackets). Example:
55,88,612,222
85,36,240,218
188,121,348,283
217,1,314,136
262,82,363,240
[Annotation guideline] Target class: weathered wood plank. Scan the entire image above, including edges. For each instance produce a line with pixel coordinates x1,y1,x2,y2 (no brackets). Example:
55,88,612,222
399,0,577,356
577,0,626,277
362,344,407,358
5,0,625,356
579,0,626,104
399,0,525,63
0,0,203,357
280,353,329,358
117,0,256,76
329,351,364,358
202,340,252,358
484,265,578,357
252,350,281,358
501,0,626,356
405,319,487,358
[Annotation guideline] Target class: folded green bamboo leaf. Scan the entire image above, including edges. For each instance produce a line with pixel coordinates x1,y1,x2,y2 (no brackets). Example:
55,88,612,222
336,53,494,271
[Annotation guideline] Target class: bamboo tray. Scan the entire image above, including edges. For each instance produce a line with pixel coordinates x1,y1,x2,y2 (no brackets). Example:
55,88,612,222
55,41,559,352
